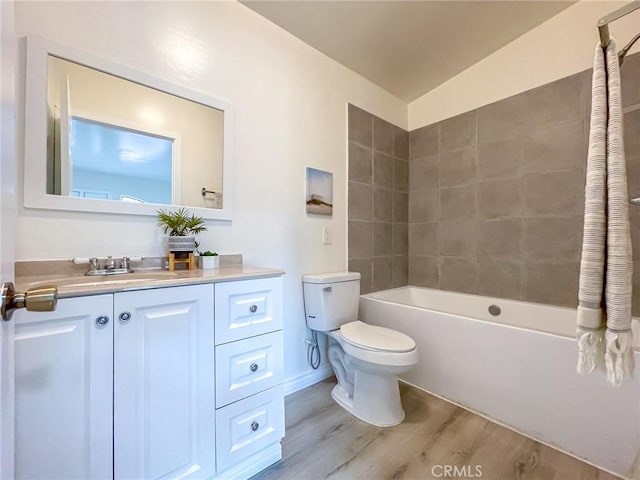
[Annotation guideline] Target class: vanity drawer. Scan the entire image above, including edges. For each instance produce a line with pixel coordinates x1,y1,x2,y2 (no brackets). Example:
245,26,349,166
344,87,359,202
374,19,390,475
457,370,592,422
215,277,283,345
215,385,284,473
215,331,283,407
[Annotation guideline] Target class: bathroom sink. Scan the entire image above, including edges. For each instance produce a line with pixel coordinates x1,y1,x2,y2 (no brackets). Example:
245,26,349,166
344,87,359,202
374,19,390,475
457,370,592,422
63,277,159,288
22,271,181,289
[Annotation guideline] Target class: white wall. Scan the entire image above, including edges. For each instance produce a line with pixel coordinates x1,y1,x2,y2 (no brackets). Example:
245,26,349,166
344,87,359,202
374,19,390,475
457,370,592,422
409,0,640,129
14,1,406,386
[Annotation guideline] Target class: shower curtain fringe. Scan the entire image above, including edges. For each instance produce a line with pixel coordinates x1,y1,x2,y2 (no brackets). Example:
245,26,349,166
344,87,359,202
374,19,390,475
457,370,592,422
604,330,635,386
577,327,604,375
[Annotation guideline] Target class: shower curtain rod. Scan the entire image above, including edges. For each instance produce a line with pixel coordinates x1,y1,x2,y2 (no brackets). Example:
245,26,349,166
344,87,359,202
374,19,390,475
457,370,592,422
598,0,640,65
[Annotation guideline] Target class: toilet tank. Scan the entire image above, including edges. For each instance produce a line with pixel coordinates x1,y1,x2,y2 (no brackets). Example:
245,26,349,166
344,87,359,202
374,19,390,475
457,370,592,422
302,272,361,331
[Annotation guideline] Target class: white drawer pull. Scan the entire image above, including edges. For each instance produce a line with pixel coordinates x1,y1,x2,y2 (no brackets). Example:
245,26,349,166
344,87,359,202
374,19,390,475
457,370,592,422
251,421,259,432
250,363,258,373
249,304,258,313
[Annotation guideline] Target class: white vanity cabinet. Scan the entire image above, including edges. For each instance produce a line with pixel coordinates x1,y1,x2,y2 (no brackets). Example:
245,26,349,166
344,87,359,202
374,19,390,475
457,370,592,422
213,277,284,474
14,294,114,480
13,274,285,480
114,284,216,480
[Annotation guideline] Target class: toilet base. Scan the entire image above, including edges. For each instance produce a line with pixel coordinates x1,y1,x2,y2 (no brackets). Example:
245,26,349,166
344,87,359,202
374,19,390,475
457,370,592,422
330,370,405,427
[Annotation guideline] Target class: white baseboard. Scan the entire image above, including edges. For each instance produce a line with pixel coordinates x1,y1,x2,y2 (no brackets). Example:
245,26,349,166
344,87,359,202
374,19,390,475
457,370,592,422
283,365,333,396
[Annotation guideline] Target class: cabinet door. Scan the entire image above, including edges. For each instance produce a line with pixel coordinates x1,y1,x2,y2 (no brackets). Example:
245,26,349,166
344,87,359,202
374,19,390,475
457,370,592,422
114,284,215,480
14,295,113,480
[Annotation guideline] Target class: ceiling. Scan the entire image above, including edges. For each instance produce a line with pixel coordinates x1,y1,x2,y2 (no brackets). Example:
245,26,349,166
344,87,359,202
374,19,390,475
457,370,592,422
242,1,576,102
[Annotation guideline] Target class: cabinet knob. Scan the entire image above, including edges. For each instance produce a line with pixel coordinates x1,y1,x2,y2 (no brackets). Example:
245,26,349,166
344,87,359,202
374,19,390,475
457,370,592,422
251,421,259,432
119,312,131,322
96,315,110,327
250,363,258,372
249,304,258,313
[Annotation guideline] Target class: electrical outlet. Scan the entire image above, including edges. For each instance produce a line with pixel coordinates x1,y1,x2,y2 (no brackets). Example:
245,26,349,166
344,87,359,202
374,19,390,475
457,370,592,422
322,226,332,245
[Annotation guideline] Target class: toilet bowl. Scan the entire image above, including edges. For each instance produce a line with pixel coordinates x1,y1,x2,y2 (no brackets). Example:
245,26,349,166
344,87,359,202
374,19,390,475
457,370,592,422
326,321,418,427
302,272,418,427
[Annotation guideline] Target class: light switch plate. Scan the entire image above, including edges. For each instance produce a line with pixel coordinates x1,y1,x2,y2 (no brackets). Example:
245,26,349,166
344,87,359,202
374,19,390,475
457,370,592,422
322,226,332,245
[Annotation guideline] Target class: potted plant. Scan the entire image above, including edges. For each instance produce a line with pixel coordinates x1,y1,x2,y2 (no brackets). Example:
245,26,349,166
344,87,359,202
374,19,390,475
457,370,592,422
197,250,219,269
157,207,207,256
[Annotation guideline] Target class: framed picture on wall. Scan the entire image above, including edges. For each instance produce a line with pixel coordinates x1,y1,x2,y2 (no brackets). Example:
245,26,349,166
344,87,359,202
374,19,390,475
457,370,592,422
306,167,333,216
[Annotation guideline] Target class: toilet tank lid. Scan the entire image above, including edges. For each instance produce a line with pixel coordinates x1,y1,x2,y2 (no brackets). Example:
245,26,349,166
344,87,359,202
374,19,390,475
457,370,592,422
302,272,361,284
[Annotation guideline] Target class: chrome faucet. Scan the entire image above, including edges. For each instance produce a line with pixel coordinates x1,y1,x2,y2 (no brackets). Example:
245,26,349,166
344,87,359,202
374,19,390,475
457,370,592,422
78,256,138,276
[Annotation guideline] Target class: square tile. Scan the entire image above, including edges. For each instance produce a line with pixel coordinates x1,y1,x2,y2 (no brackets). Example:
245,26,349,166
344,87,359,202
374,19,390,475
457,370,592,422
439,111,477,153
409,255,439,287
524,120,587,174
392,256,409,287
393,223,409,255
524,216,582,261
373,222,393,256
524,261,579,307
478,178,523,219
409,155,439,190
374,152,394,189
478,93,526,143
478,258,523,300
410,124,439,158
349,258,372,294
439,185,477,220
373,116,394,155
373,188,394,222
523,72,587,129
440,147,476,187
440,257,478,294
394,192,409,223
409,223,439,256
348,181,372,221
478,219,522,258
477,137,524,180
439,220,477,256
394,159,409,192
372,257,393,292
394,127,409,160
621,52,640,109
348,104,372,146
409,188,439,223
524,170,584,216
348,142,372,184
624,109,640,160
348,221,372,258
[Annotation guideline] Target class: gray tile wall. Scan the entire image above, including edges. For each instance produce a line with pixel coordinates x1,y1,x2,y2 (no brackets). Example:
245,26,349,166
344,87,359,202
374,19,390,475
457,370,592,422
348,104,409,294
406,52,640,311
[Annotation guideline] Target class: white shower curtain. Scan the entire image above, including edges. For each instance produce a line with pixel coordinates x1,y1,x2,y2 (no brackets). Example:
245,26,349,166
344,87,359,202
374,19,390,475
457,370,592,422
577,38,634,387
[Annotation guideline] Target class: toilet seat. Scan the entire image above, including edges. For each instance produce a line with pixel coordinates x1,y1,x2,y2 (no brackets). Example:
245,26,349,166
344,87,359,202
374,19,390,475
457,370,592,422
341,321,415,353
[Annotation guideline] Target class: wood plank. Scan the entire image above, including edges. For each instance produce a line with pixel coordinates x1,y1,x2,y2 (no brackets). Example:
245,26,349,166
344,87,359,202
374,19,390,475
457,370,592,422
251,379,621,480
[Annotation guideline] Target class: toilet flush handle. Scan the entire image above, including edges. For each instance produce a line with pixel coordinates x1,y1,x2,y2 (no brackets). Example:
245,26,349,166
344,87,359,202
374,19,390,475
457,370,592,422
323,287,332,293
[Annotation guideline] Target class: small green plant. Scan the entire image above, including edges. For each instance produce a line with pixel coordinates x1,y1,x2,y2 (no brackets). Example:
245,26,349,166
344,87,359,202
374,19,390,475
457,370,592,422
199,250,218,256
157,208,207,237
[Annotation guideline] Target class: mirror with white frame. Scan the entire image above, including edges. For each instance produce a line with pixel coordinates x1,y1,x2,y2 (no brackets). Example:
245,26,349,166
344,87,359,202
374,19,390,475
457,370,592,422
24,36,234,220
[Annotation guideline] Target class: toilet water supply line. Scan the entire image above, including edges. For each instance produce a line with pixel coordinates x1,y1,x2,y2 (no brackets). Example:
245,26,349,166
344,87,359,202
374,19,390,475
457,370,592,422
305,330,321,369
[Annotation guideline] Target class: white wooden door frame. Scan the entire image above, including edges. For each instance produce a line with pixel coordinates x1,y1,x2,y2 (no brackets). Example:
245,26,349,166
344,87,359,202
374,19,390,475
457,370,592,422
0,0,18,478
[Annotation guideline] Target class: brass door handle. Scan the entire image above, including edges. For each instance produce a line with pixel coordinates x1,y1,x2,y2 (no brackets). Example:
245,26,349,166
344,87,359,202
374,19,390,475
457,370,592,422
1,282,58,321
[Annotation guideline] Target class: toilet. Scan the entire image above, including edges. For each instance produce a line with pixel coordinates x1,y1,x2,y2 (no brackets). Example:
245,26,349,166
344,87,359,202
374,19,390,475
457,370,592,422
302,272,418,427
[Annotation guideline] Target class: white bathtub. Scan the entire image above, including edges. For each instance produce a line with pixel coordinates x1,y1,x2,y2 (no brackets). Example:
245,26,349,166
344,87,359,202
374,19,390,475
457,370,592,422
360,286,640,479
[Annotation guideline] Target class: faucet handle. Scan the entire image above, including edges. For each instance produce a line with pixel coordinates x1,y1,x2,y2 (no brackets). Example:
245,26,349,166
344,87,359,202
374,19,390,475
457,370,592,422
121,257,130,270
89,257,99,270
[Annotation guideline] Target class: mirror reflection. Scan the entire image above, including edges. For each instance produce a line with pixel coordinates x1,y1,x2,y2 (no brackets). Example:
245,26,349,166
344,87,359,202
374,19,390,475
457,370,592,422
46,55,224,209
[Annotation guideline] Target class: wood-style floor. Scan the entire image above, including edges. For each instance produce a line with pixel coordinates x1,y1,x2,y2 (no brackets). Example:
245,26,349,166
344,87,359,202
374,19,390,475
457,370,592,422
253,378,620,480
